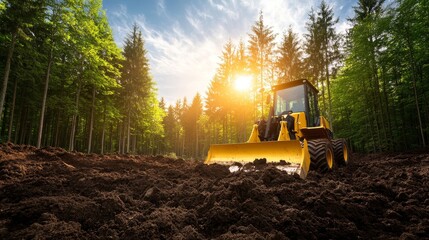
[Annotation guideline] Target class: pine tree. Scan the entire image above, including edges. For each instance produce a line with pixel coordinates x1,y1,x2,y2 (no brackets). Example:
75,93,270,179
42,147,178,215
0,0,46,141
248,11,276,118
182,94,202,158
277,27,303,83
120,24,163,154
390,0,428,148
304,8,322,85
317,0,341,126
332,0,396,151
303,1,341,128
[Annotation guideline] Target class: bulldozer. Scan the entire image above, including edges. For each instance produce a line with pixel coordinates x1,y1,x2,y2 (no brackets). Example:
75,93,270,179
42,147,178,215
205,79,349,179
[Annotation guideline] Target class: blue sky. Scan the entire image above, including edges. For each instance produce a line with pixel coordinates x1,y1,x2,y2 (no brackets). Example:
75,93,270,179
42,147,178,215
102,0,357,105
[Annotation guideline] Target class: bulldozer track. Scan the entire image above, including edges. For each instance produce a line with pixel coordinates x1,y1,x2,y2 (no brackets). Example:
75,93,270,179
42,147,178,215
308,139,334,173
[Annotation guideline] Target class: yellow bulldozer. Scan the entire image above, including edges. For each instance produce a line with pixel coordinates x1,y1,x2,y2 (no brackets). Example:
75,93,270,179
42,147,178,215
205,79,349,179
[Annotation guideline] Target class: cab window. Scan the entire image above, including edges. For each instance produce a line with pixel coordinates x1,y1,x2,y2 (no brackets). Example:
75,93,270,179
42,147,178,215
275,85,305,116
306,86,318,126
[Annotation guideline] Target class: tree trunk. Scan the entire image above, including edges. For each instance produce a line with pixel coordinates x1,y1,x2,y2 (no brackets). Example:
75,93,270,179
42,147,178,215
54,110,60,147
69,111,77,151
117,120,121,153
381,66,393,150
0,30,17,132
182,132,185,157
101,105,106,154
19,105,29,144
37,47,54,148
7,79,18,142
109,122,113,153
122,120,127,153
87,86,96,153
175,126,179,155
260,49,264,118
69,81,81,151
405,31,426,147
132,133,136,153
324,41,333,132
127,111,131,153
120,120,126,154
369,34,387,150
195,121,199,158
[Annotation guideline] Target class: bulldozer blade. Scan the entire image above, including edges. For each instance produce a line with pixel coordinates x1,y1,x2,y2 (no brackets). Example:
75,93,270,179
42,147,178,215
205,140,310,179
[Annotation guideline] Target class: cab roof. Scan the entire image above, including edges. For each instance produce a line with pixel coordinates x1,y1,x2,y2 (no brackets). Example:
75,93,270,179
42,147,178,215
271,79,318,94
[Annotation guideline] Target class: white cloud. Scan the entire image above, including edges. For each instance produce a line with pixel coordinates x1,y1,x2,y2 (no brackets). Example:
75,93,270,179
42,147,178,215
240,0,354,40
107,6,221,105
186,8,203,32
208,0,240,19
196,9,213,20
157,0,166,15
337,20,352,35
110,4,127,18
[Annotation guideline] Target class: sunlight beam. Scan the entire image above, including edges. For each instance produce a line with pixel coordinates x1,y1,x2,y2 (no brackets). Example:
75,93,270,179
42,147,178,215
234,75,252,92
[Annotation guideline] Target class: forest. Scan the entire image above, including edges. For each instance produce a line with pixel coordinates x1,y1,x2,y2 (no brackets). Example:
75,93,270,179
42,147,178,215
0,0,428,159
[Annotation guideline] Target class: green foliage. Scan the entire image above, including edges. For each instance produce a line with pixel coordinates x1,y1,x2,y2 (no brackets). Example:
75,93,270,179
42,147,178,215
332,0,428,152
0,0,159,154
120,24,164,154
0,1,5,13
181,94,202,157
304,1,341,120
277,27,304,83
247,12,276,118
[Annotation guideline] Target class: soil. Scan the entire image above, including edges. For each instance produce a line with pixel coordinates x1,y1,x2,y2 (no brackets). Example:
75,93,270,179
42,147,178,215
0,143,428,240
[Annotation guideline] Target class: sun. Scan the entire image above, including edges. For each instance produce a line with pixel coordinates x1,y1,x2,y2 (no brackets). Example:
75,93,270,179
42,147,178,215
234,75,252,91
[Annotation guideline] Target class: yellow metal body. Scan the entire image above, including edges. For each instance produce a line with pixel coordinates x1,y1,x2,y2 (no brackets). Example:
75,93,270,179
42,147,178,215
291,112,307,138
277,121,289,141
204,79,338,179
204,112,332,179
205,140,311,178
277,112,308,141
319,116,331,130
247,124,261,143
299,116,333,140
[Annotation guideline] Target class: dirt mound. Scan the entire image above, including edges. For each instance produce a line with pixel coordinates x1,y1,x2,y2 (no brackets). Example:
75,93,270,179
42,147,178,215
1,143,428,239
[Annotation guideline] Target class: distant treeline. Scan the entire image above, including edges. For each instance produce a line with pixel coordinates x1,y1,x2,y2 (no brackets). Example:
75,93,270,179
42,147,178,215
0,0,428,158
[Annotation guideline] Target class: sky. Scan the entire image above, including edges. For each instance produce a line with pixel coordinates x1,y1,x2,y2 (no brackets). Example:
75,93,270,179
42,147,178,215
102,0,357,105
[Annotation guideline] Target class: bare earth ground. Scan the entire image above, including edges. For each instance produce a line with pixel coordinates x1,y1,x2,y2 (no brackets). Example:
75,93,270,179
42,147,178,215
0,143,428,240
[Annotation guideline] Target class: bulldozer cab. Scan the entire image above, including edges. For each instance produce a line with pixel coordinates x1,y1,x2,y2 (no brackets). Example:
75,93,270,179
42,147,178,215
271,79,320,128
